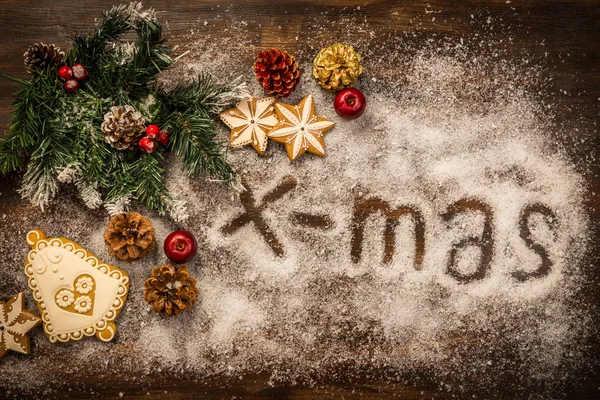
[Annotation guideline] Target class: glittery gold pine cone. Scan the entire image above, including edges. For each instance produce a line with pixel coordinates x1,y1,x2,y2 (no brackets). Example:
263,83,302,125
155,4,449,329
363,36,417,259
144,264,199,316
101,105,146,151
104,212,156,261
312,43,363,92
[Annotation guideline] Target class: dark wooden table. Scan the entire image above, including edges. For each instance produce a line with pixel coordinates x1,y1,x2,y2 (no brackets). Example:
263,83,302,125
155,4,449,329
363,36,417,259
0,1,599,399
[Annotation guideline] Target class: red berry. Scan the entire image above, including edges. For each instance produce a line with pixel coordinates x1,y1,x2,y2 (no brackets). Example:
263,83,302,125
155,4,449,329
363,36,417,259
57,65,73,81
72,63,88,81
139,137,156,153
64,79,80,93
145,124,160,139
157,131,169,146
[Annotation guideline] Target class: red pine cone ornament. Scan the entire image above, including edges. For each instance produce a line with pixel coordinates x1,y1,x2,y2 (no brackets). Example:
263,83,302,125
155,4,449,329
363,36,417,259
253,48,301,98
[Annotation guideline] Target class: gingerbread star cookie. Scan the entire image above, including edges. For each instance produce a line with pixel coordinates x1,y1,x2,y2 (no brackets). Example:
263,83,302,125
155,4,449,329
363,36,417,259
24,230,130,343
219,97,279,155
0,292,41,359
267,94,335,161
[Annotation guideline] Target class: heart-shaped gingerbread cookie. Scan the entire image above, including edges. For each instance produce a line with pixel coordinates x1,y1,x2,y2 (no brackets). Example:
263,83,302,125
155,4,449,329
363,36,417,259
24,230,129,343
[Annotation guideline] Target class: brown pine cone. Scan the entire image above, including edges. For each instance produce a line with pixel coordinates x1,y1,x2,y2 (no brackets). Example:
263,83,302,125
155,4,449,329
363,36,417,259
101,105,146,151
104,212,156,261
23,42,65,73
144,264,199,316
253,48,301,98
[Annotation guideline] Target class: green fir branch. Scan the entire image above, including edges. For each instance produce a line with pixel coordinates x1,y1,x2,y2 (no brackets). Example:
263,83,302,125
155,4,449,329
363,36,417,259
19,133,70,209
0,3,241,219
156,73,247,118
130,152,170,214
0,71,63,173
0,133,25,174
0,72,28,85
164,111,235,183
69,3,137,68
104,152,135,203
155,74,247,184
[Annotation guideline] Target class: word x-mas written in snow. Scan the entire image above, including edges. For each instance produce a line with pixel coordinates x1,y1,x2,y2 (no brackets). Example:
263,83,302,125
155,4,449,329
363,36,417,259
220,176,558,284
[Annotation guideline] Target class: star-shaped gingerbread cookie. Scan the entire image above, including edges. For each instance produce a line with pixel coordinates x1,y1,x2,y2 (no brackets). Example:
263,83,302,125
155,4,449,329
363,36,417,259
0,292,41,359
267,95,335,161
219,97,279,155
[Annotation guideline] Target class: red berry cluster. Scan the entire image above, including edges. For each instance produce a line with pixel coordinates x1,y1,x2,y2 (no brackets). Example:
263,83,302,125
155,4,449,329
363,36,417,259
58,63,88,93
139,124,169,153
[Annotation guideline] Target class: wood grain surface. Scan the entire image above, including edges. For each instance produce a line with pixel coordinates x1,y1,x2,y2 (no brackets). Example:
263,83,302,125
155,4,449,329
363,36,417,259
0,1,599,399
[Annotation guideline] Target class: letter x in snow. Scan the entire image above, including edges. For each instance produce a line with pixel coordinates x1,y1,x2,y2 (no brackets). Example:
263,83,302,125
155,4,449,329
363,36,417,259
220,175,297,257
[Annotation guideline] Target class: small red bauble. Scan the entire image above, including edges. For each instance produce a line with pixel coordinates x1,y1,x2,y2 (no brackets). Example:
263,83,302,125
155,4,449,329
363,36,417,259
64,79,80,93
72,63,88,81
58,65,73,81
145,124,160,139
164,230,197,264
139,137,156,153
157,131,169,146
334,88,367,120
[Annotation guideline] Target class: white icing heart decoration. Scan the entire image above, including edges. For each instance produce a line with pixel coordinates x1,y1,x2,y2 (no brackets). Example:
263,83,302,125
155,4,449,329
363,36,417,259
25,230,130,343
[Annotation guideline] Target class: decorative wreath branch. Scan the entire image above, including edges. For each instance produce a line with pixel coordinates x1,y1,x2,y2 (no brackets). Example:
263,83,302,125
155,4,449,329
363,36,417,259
0,3,246,221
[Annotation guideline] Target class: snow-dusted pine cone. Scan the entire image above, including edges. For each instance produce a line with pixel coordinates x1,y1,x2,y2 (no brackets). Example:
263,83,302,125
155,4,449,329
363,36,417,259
253,48,301,98
144,264,199,316
101,105,146,151
23,42,65,73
